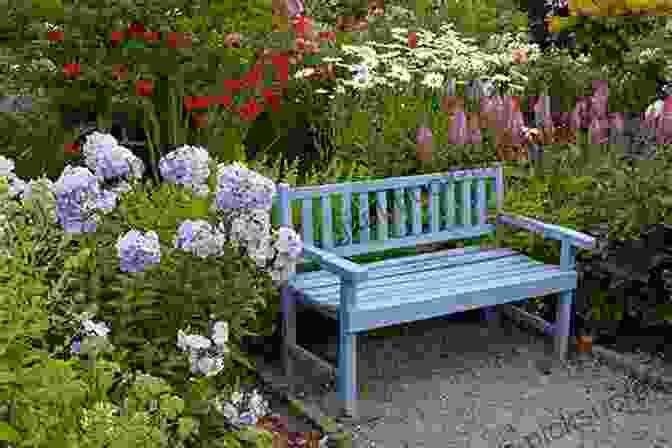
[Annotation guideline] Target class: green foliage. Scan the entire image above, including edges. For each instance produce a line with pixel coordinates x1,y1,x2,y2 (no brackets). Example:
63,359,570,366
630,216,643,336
566,15,666,69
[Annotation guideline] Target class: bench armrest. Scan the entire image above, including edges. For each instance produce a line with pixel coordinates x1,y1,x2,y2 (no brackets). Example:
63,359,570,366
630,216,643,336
302,244,369,283
497,213,596,250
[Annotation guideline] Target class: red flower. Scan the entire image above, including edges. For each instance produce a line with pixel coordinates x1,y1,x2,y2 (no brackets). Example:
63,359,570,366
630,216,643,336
223,79,245,91
63,63,80,79
292,16,312,37
135,79,154,97
142,31,161,42
318,31,336,41
237,97,264,121
47,31,64,41
408,31,417,49
111,31,124,46
261,88,282,113
241,63,265,89
209,95,234,108
271,54,290,83
184,96,210,113
127,21,145,40
166,32,192,49
63,143,81,154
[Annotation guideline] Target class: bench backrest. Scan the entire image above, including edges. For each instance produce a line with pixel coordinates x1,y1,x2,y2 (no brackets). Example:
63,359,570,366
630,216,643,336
272,164,505,258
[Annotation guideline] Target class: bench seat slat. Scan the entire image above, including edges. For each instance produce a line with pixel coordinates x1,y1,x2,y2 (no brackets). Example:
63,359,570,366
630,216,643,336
305,257,551,305
306,264,559,307
349,270,577,332
293,247,517,290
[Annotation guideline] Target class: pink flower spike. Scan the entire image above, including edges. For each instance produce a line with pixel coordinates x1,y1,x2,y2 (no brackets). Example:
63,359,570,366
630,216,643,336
657,112,672,145
571,97,590,130
589,117,609,145
664,96,672,114
592,80,609,97
448,111,468,145
467,121,482,145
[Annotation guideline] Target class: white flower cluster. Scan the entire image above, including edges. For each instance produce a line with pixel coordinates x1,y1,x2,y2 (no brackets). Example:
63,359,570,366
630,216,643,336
332,23,506,95
82,131,145,190
159,145,211,198
213,387,270,428
176,321,229,377
173,219,227,259
226,209,274,268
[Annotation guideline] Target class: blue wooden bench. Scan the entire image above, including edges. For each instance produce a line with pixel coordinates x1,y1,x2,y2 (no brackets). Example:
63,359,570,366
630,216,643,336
274,163,596,417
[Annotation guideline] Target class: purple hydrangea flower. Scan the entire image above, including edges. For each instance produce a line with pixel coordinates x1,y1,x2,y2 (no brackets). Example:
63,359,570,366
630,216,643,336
96,189,118,213
70,335,82,355
238,412,257,426
52,166,101,234
95,145,131,180
174,221,195,250
215,163,275,211
116,230,161,273
275,227,303,258
159,145,210,196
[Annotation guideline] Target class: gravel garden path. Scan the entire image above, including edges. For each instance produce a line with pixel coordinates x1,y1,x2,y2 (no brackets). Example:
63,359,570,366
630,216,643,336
250,307,672,448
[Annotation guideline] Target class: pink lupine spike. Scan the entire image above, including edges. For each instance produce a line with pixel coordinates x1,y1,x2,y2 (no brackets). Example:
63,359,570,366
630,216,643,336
592,80,609,98
657,108,672,145
665,96,672,113
589,117,609,145
571,97,590,130
590,92,609,119
448,111,468,145
416,126,434,161
467,119,482,145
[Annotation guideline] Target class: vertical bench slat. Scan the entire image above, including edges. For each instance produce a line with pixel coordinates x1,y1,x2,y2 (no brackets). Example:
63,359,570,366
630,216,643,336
394,188,406,237
444,181,455,229
301,199,314,246
359,192,370,243
429,183,439,233
321,195,334,249
412,187,422,235
462,179,472,227
376,191,388,241
278,183,291,227
477,178,487,225
342,191,353,246
496,163,504,212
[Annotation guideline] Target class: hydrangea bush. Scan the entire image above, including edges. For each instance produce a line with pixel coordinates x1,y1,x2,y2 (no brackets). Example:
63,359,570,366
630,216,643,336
0,134,305,447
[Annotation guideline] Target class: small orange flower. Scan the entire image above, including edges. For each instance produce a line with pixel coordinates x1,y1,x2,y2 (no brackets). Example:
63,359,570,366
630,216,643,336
510,48,529,65
111,63,129,81
223,32,242,48
166,32,192,49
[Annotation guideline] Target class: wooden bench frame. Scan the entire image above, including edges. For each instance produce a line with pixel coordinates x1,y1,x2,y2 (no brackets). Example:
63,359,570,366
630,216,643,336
274,163,596,418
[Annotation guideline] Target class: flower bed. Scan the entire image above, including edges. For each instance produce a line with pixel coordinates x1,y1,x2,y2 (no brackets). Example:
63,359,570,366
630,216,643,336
0,130,336,447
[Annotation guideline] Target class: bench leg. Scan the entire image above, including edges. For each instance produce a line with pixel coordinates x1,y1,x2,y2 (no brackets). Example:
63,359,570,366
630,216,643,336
554,289,574,361
281,285,296,379
337,323,358,418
